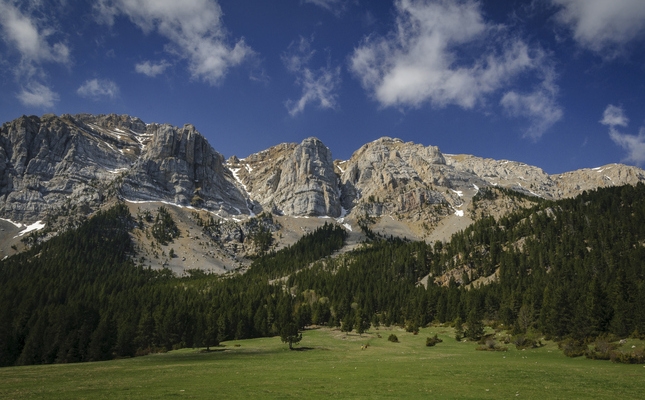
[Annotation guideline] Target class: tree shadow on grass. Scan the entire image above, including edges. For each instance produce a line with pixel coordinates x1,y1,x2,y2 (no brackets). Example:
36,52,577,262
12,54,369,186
291,347,315,352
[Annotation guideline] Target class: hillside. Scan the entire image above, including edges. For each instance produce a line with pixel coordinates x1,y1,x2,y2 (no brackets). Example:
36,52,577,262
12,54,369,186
1,184,644,366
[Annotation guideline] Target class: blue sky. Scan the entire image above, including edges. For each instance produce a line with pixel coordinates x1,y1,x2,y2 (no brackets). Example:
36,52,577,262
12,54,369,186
1,0,645,174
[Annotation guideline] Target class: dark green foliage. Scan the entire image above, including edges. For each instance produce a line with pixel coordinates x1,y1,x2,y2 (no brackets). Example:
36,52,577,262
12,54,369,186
454,317,464,341
609,348,645,364
151,207,179,245
426,334,443,347
465,309,485,341
3,183,645,366
388,334,399,343
280,323,302,350
248,222,347,279
511,333,542,350
585,337,618,360
559,338,587,358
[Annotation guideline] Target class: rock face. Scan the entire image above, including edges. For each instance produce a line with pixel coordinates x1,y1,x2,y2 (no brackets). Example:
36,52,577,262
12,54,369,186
339,137,483,216
0,114,248,223
120,122,248,215
2,113,645,231
0,114,141,222
227,137,341,217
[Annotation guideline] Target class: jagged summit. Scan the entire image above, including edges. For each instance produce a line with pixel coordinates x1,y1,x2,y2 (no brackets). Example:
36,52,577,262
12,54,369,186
2,113,645,230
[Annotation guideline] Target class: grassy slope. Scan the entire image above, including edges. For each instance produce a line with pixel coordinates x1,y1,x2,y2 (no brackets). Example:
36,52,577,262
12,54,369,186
1,327,643,399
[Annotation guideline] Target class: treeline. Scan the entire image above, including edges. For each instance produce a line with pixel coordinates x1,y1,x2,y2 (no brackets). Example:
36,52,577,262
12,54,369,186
2,183,645,367
0,208,346,366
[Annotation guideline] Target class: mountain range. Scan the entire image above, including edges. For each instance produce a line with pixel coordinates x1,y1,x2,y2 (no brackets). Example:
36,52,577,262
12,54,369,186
2,113,644,270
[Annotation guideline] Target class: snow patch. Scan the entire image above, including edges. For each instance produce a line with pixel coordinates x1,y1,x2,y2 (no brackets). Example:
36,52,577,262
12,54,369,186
451,189,463,197
342,223,352,232
454,210,464,217
107,168,128,174
244,164,253,173
230,168,249,194
473,184,479,191
14,221,45,238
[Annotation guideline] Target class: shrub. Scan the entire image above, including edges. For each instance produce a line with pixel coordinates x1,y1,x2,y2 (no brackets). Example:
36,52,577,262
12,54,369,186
559,338,586,358
585,337,618,360
476,338,508,352
426,334,443,347
388,334,399,343
512,333,542,350
609,348,645,364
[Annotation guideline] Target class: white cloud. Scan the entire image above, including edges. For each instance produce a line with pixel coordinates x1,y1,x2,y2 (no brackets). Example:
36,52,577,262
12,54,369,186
77,78,120,100
96,0,254,85
551,0,645,55
135,60,170,77
302,0,349,15
0,1,69,107
283,37,341,116
0,1,70,67
600,104,629,127
601,105,645,166
16,81,59,108
609,127,645,166
350,0,561,138
501,71,563,140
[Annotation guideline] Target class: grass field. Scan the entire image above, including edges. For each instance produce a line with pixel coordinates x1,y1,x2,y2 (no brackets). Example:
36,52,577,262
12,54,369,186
1,327,644,399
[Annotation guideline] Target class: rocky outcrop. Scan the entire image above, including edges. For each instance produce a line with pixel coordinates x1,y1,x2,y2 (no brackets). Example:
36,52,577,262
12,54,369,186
2,113,645,231
339,138,484,216
0,114,141,222
0,114,249,224
445,154,645,200
227,138,341,217
120,123,248,215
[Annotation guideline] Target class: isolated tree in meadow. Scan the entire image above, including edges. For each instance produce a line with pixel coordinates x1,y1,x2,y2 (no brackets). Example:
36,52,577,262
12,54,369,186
280,322,302,350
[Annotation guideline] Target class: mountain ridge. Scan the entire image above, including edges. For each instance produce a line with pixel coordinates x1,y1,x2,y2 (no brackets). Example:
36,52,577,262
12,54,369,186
2,112,644,224
2,113,645,270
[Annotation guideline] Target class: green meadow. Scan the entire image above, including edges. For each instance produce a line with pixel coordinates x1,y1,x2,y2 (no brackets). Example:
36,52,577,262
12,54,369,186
1,327,643,399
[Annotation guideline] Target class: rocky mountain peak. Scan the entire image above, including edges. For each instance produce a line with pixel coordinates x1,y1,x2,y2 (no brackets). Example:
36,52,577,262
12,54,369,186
227,137,341,217
2,113,645,244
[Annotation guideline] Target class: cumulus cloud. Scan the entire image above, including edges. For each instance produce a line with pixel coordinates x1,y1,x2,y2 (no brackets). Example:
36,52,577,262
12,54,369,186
0,1,68,106
0,1,70,68
609,128,645,166
349,0,561,138
601,105,645,166
600,104,629,127
135,60,170,77
16,81,59,108
551,0,645,56
77,78,120,100
95,0,254,85
282,37,341,116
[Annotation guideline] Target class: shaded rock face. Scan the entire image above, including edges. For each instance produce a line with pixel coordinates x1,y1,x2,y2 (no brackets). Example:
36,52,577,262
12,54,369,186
0,114,141,221
121,123,248,215
0,114,248,223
